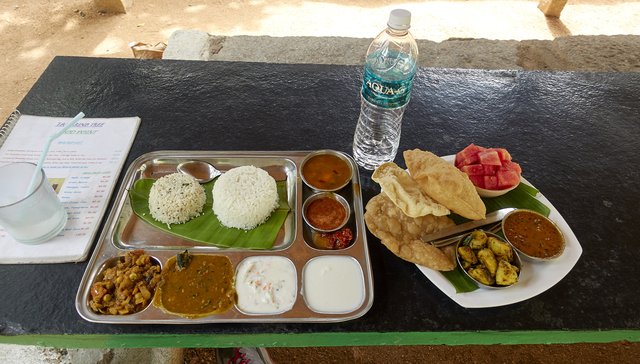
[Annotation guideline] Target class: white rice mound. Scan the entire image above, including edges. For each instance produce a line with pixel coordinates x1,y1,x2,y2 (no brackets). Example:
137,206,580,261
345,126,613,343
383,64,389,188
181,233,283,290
148,173,206,225
213,165,279,230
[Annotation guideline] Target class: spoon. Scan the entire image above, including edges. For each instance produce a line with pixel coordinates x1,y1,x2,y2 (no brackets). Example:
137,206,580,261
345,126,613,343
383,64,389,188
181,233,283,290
177,160,222,183
423,208,515,248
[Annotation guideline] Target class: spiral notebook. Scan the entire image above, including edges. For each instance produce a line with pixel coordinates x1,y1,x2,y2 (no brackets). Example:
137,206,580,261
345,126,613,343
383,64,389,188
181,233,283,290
0,111,21,146
0,111,140,264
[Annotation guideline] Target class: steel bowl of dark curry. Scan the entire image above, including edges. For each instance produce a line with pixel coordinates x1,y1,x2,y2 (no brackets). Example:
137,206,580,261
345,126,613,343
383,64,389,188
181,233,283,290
300,150,353,192
152,251,236,318
502,209,566,261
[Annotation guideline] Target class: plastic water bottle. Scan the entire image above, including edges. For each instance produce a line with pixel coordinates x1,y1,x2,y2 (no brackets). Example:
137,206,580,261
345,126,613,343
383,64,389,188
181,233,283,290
352,9,419,170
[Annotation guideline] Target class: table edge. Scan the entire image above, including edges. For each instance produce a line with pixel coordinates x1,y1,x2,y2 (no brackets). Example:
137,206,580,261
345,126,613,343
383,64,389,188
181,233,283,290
1,330,639,348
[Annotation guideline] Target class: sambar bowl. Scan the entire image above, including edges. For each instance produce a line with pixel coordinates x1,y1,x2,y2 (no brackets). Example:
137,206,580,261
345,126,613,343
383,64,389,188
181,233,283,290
300,150,353,192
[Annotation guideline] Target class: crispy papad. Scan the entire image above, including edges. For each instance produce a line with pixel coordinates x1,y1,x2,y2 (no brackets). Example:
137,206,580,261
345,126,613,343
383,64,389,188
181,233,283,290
372,162,450,218
364,193,456,271
404,149,486,220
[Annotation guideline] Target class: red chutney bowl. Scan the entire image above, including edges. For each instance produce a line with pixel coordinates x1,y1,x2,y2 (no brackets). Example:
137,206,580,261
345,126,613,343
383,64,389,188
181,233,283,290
302,192,350,233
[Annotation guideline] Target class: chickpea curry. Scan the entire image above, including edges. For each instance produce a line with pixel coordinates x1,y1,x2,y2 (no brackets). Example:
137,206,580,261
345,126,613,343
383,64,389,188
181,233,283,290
89,250,162,315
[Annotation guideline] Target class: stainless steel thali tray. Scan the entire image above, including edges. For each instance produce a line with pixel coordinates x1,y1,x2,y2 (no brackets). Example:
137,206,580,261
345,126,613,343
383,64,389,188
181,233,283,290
76,150,373,324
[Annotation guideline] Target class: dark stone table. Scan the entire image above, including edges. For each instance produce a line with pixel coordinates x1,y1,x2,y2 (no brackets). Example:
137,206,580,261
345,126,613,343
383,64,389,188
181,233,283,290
1,56,639,347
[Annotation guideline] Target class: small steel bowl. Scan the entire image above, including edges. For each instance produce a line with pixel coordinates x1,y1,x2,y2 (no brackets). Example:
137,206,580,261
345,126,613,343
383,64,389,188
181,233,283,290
88,253,162,315
501,209,566,261
456,231,523,289
300,150,353,192
302,192,351,233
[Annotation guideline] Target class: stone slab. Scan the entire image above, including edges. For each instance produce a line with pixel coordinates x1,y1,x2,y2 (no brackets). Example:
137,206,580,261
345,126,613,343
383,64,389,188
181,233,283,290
163,29,224,61
163,33,640,72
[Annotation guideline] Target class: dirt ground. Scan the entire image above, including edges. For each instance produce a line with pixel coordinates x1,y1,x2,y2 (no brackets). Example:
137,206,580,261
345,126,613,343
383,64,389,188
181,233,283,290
1,1,639,362
181,342,640,363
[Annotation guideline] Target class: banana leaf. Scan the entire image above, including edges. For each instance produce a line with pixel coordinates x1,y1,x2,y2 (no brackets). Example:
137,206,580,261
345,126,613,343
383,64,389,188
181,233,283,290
443,182,550,293
441,266,479,293
129,178,290,249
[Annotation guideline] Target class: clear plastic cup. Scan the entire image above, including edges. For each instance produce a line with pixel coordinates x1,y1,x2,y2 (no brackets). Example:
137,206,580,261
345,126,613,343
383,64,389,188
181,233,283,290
0,162,68,244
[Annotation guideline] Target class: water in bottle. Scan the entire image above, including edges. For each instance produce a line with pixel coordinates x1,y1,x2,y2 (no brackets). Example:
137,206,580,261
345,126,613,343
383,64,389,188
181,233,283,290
353,9,419,170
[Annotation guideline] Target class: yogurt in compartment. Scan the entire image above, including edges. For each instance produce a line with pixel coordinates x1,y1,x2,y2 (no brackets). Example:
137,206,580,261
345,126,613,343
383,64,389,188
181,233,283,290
302,255,365,314
235,256,297,314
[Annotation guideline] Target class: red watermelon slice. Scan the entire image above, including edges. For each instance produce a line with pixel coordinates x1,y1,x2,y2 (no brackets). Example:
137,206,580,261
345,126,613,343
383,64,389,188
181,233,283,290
455,144,522,191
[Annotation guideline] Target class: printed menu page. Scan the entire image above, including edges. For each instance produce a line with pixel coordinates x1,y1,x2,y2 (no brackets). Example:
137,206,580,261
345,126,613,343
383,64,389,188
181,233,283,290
0,114,140,263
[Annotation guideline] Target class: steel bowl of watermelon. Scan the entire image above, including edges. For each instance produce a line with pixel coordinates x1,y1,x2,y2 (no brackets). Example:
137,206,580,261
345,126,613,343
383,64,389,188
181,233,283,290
455,144,522,198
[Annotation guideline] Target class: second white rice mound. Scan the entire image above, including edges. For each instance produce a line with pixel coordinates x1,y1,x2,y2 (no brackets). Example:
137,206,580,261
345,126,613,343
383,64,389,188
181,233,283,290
149,173,206,225
213,165,279,230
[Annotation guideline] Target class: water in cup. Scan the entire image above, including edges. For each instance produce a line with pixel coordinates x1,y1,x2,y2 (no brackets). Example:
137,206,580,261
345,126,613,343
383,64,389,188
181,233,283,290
0,162,68,244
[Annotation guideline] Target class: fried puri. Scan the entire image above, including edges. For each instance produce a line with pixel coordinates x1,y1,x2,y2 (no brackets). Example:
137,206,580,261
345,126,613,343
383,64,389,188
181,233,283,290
404,149,486,220
372,162,450,218
364,193,456,271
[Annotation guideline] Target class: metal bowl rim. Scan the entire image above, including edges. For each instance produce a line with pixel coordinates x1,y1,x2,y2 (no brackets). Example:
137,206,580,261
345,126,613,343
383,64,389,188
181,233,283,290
300,150,353,192
456,230,523,290
501,208,566,261
302,191,351,233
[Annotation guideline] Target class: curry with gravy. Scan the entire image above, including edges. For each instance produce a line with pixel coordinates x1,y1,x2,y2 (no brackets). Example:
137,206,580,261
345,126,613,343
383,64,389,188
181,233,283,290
154,252,235,318
302,154,351,191
503,210,565,259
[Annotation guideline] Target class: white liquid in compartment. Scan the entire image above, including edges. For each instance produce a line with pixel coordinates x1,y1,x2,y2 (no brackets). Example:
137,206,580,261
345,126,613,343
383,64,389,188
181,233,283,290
303,256,365,314
235,256,297,314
